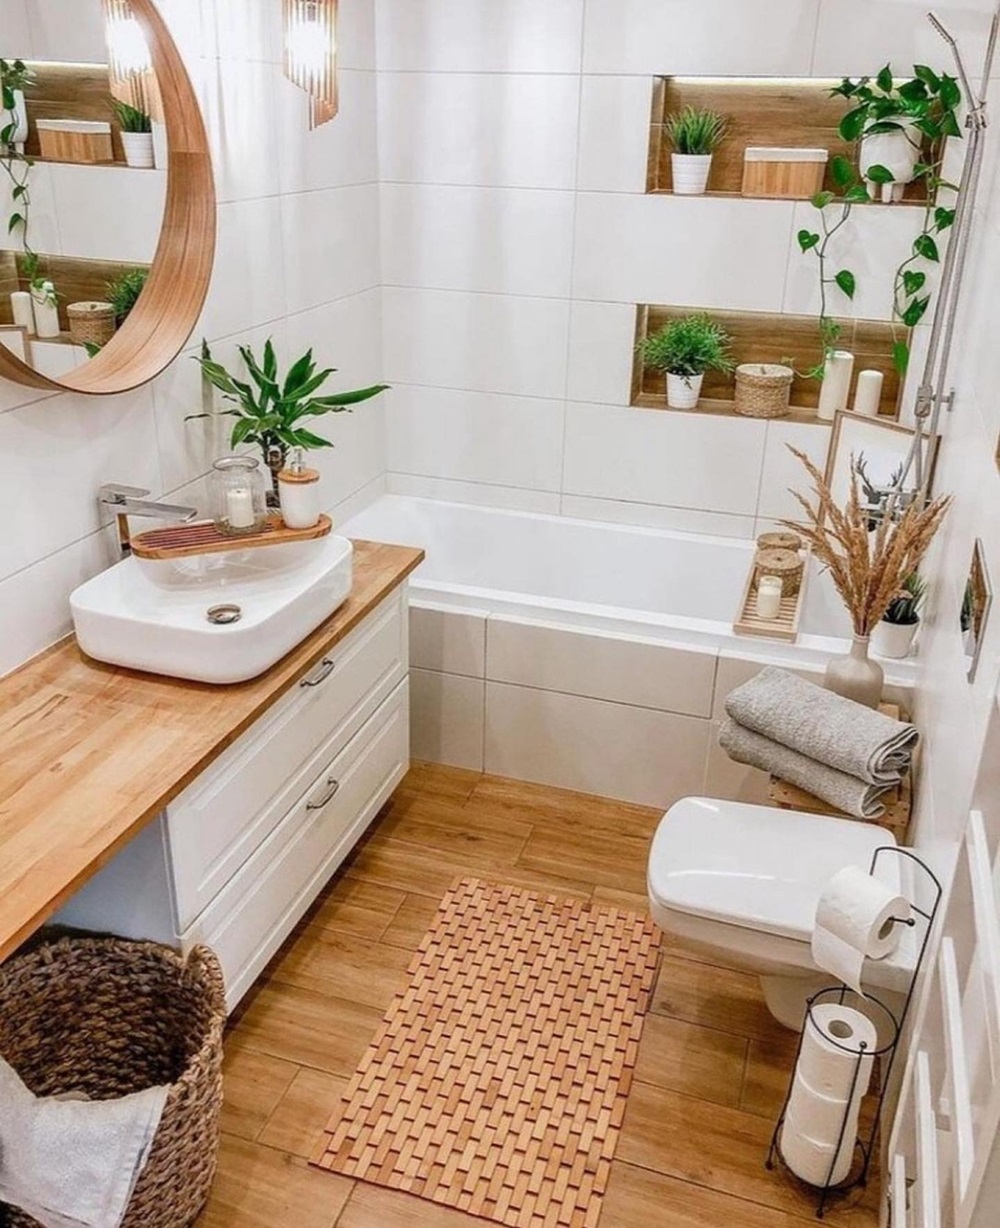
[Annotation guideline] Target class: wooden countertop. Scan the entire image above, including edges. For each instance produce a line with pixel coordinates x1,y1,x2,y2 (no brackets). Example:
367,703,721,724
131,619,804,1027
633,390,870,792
0,540,424,962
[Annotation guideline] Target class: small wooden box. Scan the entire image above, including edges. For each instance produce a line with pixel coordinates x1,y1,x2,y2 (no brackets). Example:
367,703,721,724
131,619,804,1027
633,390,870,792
742,147,828,200
37,119,114,165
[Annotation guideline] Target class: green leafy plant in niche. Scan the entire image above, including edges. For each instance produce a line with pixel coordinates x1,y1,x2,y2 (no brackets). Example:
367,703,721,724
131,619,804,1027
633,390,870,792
106,267,150,323
1,58,44,294
663,106,729,155
638,314,734,380
111,98,152,133
797,65,962,380
189,339,390,504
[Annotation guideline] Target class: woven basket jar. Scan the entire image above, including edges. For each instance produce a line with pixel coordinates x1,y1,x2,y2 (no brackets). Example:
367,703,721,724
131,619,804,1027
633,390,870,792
0,937,226,1228
753,546,804,597
733,363,794,418
67,301,116,347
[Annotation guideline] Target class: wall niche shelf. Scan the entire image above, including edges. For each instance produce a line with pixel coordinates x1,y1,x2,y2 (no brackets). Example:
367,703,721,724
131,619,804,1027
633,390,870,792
631,304,905,421
22,61,132,167
0,252,151,335
647,76,931,203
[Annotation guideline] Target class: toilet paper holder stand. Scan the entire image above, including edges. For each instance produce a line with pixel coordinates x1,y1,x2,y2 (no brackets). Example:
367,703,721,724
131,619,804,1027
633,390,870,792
765,845,943,1218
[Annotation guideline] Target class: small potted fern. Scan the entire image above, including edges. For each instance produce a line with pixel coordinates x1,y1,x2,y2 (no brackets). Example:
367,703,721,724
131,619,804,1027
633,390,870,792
871,572,926,659
112,99,154,168
664,106,729,195
638,314,734,409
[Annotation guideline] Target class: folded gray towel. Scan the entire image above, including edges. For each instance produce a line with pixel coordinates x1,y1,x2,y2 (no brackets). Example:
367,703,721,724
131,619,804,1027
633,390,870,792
719,719,895,820
725,666,918,786
0,1057,168,1228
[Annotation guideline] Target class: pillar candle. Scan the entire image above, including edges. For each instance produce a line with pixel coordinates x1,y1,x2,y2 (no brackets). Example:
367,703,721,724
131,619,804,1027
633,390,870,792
853,370,884,417
817,351,855,421
756,576,783,620
10,291,34,335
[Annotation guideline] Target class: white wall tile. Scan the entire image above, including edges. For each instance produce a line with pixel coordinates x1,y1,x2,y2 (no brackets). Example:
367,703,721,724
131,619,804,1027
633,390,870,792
563,403,768,516
386,474,562,515
281,184,380,315
212,0,283,63
278,71,379,195
25,0,107,61
1,0,33,56
338,0,378,70
410,604,487,677
577,76,655,195
382,288,571,399
375,0,585,73
757,421,833,523
411,669,485,770
380,184,575,299
197,196,287,340
573,194,796,310
385,385,565,491
378,73,581,189
565,301,637,406
202,59,283,203
582,0,820,75
560,496,756,540
484,681,709,807
0,163,60,257
487,617,717,717
49,165,166,264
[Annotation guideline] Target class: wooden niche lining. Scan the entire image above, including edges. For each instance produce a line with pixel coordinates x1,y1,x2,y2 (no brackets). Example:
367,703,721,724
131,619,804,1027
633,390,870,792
0,0,216,396
631,304,905,420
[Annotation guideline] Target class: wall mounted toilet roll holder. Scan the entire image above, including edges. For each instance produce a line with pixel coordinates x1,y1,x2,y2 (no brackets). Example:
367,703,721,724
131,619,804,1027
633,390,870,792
766,846,943,1218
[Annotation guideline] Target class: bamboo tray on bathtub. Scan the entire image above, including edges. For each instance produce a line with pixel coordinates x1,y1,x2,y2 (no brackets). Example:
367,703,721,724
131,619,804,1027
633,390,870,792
733,548,811,643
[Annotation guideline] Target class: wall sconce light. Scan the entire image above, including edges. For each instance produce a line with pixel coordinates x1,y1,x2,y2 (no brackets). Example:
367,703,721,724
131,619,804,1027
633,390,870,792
101,0,162,120
283,0,339,127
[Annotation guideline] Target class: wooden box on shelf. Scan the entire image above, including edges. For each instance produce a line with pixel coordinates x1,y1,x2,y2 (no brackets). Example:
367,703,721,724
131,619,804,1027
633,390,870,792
742,147,829,200
37,120,114,164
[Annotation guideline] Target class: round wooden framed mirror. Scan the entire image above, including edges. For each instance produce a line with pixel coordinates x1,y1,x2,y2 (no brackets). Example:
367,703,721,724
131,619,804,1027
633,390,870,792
0,0,215,395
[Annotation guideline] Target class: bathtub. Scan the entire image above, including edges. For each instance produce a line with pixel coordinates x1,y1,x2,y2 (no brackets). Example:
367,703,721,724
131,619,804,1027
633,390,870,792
341,496,913,807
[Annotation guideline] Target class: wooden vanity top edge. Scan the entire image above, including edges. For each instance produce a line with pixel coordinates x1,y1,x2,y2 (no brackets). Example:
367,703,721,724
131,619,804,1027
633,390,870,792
0,539,424,962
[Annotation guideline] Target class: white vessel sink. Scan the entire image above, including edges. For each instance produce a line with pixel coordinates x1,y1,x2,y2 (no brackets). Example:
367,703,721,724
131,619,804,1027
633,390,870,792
71,536,354,685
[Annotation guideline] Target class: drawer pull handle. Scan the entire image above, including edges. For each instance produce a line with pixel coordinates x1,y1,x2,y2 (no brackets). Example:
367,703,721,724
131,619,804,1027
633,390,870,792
301,658,336,688
307,777,340,809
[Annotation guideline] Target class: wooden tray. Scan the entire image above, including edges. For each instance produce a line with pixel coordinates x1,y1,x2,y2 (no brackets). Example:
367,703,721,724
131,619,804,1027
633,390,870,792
733,548,811,642
131,514,332,560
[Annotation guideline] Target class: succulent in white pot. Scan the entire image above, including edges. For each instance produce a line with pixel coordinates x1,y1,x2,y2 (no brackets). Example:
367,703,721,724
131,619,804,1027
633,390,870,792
1,58,33,152
872,572,926,659
637,313,734,411
112,99,155,168
664,106,729,196
833,64,962,203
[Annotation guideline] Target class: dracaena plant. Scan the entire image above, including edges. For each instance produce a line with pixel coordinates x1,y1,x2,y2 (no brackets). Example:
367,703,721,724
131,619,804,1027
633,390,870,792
190,339,389,504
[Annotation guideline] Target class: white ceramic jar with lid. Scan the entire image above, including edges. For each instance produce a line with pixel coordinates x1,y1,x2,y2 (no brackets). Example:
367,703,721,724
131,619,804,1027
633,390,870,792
278,450,321,529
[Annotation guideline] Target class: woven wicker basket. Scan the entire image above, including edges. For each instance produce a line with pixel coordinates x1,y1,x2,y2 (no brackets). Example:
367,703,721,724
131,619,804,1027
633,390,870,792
753,546,804,597
757,530,803,553
733,363,794,418
67,301,116,347
0,937,226,1228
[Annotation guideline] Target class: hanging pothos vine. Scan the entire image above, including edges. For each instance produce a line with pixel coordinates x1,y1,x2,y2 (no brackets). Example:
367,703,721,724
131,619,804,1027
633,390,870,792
1,58,45,295
797,64,962,381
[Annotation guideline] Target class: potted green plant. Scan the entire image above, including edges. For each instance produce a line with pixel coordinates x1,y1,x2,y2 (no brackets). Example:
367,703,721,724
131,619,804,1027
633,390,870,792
191,338,389,506
664,106,729,196
111,99,154,168
638,314,733,409
872,572,926,659
1,58,33,151
834,65,962,203
106,267,149,324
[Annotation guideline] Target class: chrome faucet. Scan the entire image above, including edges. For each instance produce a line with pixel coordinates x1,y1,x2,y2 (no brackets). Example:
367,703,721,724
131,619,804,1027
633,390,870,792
99,484,199,558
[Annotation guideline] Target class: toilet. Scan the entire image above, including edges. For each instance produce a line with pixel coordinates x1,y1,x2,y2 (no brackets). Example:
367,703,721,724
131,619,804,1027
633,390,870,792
648,798,911,1030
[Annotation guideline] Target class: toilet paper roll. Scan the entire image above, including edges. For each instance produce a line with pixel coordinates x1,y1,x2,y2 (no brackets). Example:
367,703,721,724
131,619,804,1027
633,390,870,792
798,1003,877,1101
811,866,911,995
786,1071,858,1143
780,1114,855,1187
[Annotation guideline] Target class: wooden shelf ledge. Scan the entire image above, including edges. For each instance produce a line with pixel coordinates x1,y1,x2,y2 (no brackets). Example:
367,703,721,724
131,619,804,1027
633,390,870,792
631,393,832,424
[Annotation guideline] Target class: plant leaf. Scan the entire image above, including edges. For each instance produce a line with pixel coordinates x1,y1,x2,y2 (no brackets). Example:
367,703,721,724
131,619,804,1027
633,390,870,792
839,107,869,142
898,78,928,103
913,233,939,262
913,65,940,91
876,64,894,93
866,163,896,185
902,269,927,296
288,428,334,450
829,154,855,190
892,341,911,376
834,269,856,299
262,337,277,381
844,184,871,203
810,190,835,210
902,295,930,327
305,384,390,408
797,229,821,252
940,74,962,111
281,349,315,398
277,366,336,409
934,206,955,232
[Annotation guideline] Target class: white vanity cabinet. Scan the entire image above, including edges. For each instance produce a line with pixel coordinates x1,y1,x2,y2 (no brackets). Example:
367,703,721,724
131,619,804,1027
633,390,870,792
55,585,411,1010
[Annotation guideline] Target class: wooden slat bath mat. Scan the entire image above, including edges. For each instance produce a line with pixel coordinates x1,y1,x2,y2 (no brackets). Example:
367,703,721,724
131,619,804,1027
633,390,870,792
313,877,660,1228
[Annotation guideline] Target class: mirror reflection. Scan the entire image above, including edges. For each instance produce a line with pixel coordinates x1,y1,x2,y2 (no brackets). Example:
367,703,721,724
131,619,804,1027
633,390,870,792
963,539,993,684
1,0,166,379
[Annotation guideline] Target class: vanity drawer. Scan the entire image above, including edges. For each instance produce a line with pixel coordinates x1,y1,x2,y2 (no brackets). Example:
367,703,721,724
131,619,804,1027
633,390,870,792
168,588,407,928
182,679,409,1010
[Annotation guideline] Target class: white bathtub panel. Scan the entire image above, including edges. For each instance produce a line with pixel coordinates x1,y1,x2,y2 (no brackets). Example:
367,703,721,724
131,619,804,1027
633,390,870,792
487,617,717,718
484,682,709,807
411,669,485,771
563,403,767,518
387,474,562,515
561,496,756,540
411,605,488,678
704,733,774,806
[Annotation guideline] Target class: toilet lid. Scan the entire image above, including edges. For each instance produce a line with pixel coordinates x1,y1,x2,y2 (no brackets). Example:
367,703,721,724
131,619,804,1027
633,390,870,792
648,798,897,942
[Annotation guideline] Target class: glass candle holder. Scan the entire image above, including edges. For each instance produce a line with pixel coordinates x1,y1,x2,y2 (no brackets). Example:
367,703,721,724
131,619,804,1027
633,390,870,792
209,455,267,536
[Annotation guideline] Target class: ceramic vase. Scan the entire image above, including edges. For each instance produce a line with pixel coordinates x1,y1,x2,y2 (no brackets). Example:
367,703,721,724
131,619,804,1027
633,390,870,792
824,635,884,708
817,350,855,421
2,88,28,151
121,131,155,169
31,283,60,339
666,371,704,410
860,121,920,204
672,153,713,196
872,619,918,660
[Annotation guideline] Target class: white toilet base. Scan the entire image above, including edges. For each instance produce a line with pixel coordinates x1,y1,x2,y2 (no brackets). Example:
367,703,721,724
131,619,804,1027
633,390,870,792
760,973,832,1031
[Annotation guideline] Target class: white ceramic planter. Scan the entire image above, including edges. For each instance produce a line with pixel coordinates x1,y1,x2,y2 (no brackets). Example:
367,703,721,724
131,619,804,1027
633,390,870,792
860,121,921,203
671,153,713,196
817,350,855,421
31,284,60,339
666,372,704,410
2,88,28,151
121,131,155,169
872,619,918,660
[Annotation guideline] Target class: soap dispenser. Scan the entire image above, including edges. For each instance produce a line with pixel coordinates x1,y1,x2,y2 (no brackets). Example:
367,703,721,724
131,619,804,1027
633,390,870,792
278,449,321,529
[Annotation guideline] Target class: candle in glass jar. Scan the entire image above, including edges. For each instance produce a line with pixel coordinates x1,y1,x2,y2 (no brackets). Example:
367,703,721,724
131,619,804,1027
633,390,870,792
756,575,783,620
226,485,256,530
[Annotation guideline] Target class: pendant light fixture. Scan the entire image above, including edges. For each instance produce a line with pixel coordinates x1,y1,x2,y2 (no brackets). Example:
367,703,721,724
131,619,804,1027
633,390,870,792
101,0,162,120
283,0,339,128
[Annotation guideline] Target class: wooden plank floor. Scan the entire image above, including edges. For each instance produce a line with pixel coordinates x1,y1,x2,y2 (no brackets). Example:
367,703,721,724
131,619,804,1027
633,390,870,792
198,763,880,1228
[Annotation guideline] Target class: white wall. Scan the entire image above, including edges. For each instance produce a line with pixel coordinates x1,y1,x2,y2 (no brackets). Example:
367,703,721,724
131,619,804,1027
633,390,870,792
373,0,989,538
0,0,386,676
